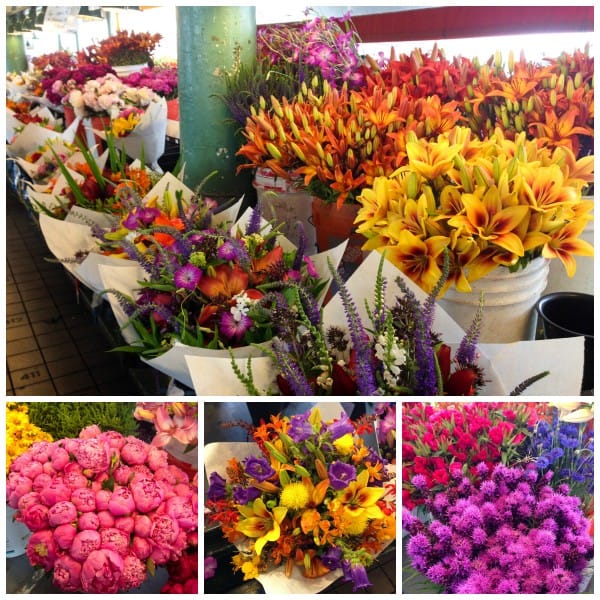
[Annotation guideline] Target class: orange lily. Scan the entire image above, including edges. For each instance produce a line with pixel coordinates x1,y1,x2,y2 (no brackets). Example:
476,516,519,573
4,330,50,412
197,264,249,300
542,217,594,277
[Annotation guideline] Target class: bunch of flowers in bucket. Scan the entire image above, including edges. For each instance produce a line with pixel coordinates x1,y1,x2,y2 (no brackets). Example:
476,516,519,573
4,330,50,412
206,407,396,591
6,425,198,593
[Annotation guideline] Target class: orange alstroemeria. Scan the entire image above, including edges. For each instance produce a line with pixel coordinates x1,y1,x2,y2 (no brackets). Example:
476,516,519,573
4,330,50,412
235,497,287,556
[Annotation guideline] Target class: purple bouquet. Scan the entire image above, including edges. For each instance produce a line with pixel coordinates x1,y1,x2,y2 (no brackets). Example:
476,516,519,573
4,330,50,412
403,463,593,593
122,65,178,100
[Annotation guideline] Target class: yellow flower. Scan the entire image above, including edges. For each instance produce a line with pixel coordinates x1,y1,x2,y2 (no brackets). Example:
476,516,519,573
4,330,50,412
332,433,355,455
235,497,287,556
336,469,386,521
280,482,310,510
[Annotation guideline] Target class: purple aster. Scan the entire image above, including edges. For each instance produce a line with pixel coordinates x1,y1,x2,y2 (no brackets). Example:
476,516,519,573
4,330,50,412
219,311,252,341
207,471,226,501
174,263,202,291
320,546,343,570
287,412,314,442
243,456,275,482
232,485,261,505
328,461,357,490
326,412,354,440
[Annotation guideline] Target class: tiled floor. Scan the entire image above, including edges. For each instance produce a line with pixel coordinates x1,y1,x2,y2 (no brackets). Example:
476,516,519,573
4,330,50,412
5,181,149,395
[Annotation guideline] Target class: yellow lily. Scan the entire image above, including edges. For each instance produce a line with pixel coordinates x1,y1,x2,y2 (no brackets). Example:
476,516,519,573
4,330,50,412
541,217,594,277
336,469,385,521
405,136,462,180
235,497,287,556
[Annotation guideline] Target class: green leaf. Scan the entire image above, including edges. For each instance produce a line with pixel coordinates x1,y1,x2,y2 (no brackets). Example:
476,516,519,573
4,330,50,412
146,557,156,577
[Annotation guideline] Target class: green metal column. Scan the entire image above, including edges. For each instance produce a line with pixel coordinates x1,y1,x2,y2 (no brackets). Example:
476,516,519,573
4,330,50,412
6,35,28,73
177,6,256,202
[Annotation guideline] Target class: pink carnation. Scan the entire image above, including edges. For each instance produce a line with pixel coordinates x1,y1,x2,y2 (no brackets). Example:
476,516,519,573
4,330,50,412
48,501,78,527
132,536,152,560
54,523,78,549
165,495,197,531
70,530,101,562
100,527,130,555
53,554,83,592
70,488,97,512
119,554,147,589
108,486,136,516
21,503,50,531
81,549,124,593
131,476,165,513
73,438,111,473
78,512,100,531
120,438,149,465
26,529,58,571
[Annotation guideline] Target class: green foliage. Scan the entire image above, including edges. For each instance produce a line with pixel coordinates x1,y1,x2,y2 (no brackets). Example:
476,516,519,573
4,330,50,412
26,402,139,440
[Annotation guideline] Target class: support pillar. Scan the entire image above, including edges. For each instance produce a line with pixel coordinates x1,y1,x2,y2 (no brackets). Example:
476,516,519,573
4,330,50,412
7,34,28,73
176,6,256,203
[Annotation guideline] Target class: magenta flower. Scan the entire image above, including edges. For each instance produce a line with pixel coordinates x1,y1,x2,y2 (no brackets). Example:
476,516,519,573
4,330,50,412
134,514,152,538
120,438,149,465
21,503,50,531
26,529,58,571
53,523,78,549
50,447,70,471
115,516,135,534
70,529,102,562
174,263,202,290
220,310,252,341
108,486,136,516
95,489,112,511
53,555,83,592
70,488,97,513
204,556,217,579
165,495,198,531
120,554,147,589
73,438,111,473
132,535,152,560
48,501,78,527
78,512,100,531
150,514,180,548
131,476,165,513
81,549,124,593
100,527,130,555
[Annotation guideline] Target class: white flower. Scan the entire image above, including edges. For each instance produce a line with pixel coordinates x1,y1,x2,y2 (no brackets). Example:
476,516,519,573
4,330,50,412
68,90,84,110
97,93,121,112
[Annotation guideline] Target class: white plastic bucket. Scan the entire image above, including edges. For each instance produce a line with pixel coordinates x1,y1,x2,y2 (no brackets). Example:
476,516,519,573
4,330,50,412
6,506,31,558
439,257,550,343
254,167,316,253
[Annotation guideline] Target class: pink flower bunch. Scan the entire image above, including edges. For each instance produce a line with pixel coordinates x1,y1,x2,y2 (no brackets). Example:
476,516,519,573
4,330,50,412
134,402,198,448
6,425,198,593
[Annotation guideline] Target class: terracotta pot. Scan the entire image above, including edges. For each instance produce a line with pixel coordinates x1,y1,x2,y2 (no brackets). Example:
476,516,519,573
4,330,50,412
63,105,111,151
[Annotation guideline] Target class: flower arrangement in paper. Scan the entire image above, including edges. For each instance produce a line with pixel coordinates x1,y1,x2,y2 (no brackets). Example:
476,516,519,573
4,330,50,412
78,30,163,67
401,401,542,510
6,402,53,474
134,402,198,450
6,425,198,593
206,407,396,591
102,203,326,358
402,463,593,593
354,125,594,294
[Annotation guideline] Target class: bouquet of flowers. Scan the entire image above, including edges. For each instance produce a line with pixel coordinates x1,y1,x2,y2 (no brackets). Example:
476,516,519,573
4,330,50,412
205,407,396,592
134,402,198,450
122,63,178,100
403,463,593,593
31,50,77,74
78,30,163,67
6,425,198,593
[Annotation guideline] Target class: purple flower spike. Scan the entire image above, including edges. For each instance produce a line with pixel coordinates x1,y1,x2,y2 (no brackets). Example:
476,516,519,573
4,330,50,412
328,461,357,490
243,456,275,482
174,263,202,291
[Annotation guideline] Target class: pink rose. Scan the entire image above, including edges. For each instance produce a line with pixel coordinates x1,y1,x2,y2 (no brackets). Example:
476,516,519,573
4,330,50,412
100,527,130,555
115,516,135,535
78,512,100,531
120,438,149,465
95,489,112,511
40,480,71,506
131,476,165,513
22,503,50,531
150,514,180,548
70,529,101,562
73,438,111,473
26,529,58,571
147,446,169,471
134,514,152,538
81,549,124,593
119,554,147,589
19,459,44,480
32,473,53,493
113,465,134,485
50,447,70,471
53,554,82,592
54,523,78,549
108,486,136,516
79,424,102,439
48,501,78,527
132,536,152,560
70,488,96,513
97,510,115,529
165,495,197,531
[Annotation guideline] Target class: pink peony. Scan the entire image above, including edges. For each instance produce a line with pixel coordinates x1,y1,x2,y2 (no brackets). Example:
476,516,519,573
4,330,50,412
62,466,89,491
108,486,136,516
119,554,147,589
26,529,58,571
81,549,124,593
120,438,149,465
95,489,112,511
29,441,53,463
70,488,97,512
147,446,169,471
40,480,71,506
149,544,172,565
21,503,50,531
50,446,70,471
42,460,57,475
113,464,134,485
134,514,152,537
48,500,78,527
131,476,165,513
150,514,180,548
154,465,189,486
70,529,101,562
100,527,130,555
132,536,152,560
115,516,135,534
17,491,42,513
73,438,111,473
97,510,116,529
19,459,44,480
165,495,197,531
32,473,53,493
53,523,78,549
53,554,83,592
78,512,100,531
7,473,33,508
100,430,127,450
79,424,103,439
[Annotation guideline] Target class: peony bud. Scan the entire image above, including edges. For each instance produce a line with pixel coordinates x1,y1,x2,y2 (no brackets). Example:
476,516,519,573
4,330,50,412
108,486,136,516
70,530,101,562
48,501,78,527
54,523,78,549
78,512,100,531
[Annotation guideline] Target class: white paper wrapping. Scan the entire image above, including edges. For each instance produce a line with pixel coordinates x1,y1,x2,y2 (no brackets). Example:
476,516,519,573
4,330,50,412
6,118,80,157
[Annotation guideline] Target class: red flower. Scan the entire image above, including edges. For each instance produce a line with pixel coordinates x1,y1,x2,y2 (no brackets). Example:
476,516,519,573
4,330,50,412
431,468,449,486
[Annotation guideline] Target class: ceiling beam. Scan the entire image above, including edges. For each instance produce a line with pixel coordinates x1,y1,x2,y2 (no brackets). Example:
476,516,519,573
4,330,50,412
351,5,594,43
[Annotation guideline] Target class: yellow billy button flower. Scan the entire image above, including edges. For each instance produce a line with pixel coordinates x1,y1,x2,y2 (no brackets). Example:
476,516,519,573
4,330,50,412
332,433,355,455
280,481,310,510
235,497,287,556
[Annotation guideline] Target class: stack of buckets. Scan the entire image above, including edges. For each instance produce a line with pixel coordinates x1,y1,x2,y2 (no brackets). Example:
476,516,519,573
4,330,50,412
253,167,316,253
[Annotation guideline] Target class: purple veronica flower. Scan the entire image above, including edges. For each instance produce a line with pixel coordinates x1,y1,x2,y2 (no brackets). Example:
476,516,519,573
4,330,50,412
207,472,226,501
288,412,314,442
320,546,343,570
326,412,354,440
328,461,357,490
232,485,261,505
243,456,275,482
174,263,202,291
220,311,252,341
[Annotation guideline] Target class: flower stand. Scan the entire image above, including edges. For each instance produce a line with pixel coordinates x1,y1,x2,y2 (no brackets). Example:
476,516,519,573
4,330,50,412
438,256,550,343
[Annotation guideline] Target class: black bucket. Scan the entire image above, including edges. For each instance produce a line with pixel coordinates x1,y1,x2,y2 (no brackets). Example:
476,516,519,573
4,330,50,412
535,292,594,393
